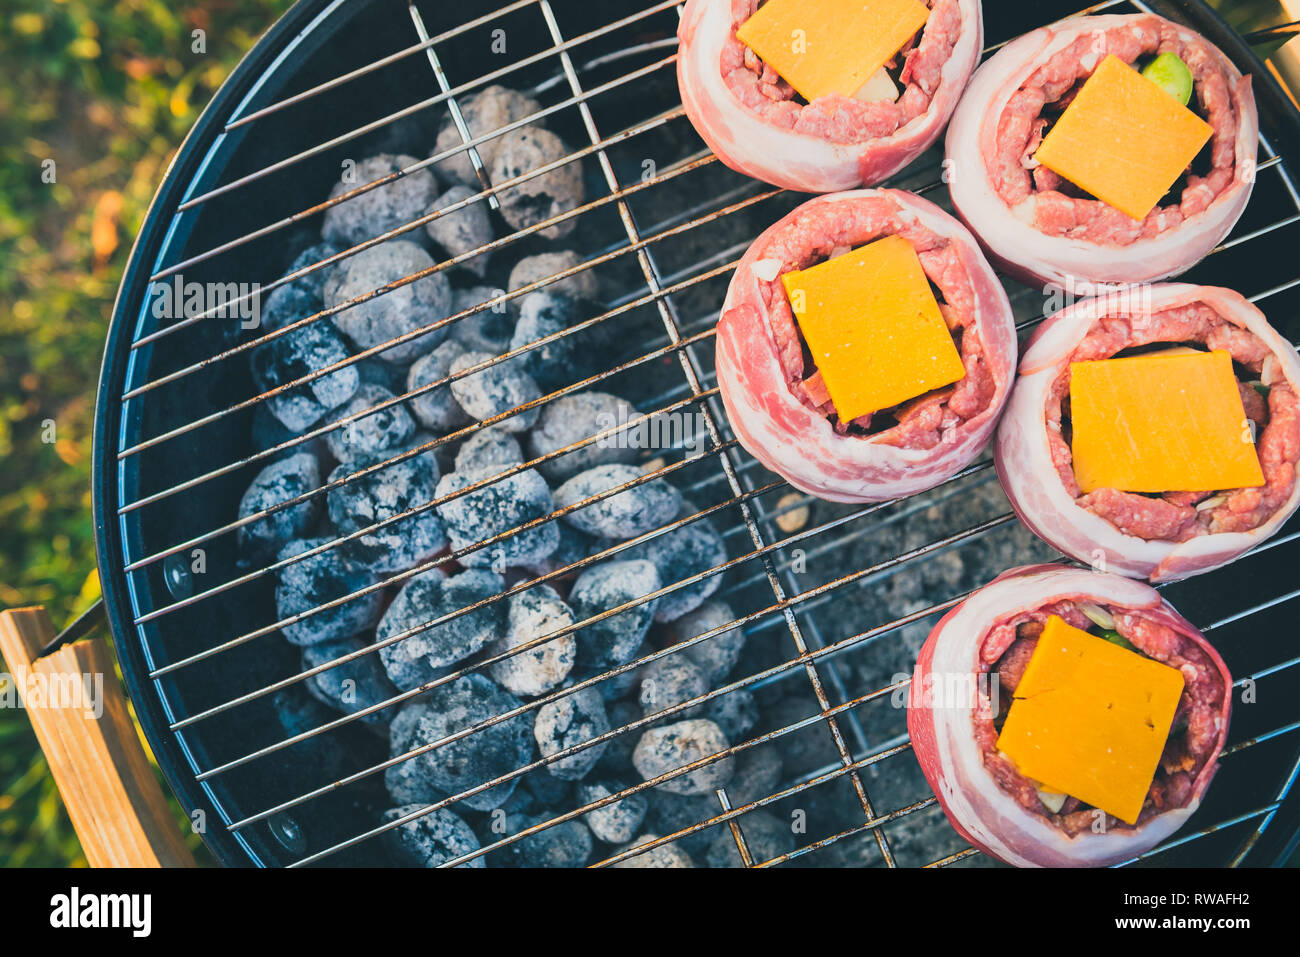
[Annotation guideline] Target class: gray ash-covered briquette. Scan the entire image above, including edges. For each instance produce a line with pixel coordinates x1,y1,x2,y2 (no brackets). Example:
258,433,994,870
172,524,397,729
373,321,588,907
326,444,446,575
486,814,593,868
528,391,641,482
611,834,694,868
449,285,513,354
632,718,735,796
507,292,617,393
624,501,727,624
406,339,471,433
323,239,451,363
300,636,399,732
388,673,533,811
489,126,586,241
434,85,541,187
578,779,648,845
453,427,522,477
595,699,642,775
376,567,506,690
568,560,661,668
488,585,576,698
705,810,796,868
249,318,360,434
577,650,644,703
320,154,440,248
703,687,758,743
668,600,748,686
324,383,415,463
381,805,484,868
236,452,323,562
508,250,599,303
533,686,610,782
520,521,601,579
638,657,707,720
641,747,783,855
275,538,385,647
385,757,445,806
555,464,682,540
435,465,559,569
284,242,343,299
425,185,494,277
448,350,541,433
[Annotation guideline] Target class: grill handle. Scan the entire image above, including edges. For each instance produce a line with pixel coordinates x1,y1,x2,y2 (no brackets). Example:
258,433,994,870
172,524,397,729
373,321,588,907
0,607,195,867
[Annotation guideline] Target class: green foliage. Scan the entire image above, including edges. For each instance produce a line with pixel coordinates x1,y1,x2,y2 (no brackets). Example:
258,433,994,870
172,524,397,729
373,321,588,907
0,0,292,869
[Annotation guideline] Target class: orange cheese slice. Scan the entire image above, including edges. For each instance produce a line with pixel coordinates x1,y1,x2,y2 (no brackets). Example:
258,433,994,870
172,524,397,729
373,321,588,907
1034,54,1214,221
997,615,1185,826
1069,349,1265,494
736,0,930,103
781,234,965,423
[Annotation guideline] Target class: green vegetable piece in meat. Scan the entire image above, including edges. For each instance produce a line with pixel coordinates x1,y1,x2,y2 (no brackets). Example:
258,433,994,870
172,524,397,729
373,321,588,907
1141,53,1194,106
1096,628,1138,653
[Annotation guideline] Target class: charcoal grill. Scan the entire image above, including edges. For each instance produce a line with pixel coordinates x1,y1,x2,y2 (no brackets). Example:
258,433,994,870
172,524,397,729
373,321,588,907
15,0,1300,867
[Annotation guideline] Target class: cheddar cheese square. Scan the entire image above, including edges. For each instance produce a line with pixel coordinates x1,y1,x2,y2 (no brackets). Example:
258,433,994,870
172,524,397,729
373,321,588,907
736,0,930,102
1069,349,1265,494
781,234,965,423
997,615,1185,826
1034,54,1213,221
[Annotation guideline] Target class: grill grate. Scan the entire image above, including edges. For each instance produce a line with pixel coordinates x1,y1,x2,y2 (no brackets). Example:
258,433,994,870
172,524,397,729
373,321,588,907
100,0,1300,867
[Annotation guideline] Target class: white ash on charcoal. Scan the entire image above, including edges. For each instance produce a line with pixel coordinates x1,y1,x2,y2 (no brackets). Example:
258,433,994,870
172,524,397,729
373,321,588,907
489,126,586,241
301,636,398,732
578,779,648,845
454,427,523,478
534,686,610,782
642,747,784,855
448,350,541,433
255,241,340,334
668,600,748,686
484,813,593,868
321,154,440,248
638,656,707,720
434,85,541,187
381,805,484,868
283,242,343,299
326,446,446,575
376,567,506,690
388,673,533,811
508,250,599,303
236,453,323,562
323,239,451,363
624,501,726,623
385,756,444,806
449,285,513,354
508,292,583,392
488,585,576,697
703,687,759,743
611,834,694,868
435,465,559,568
632,718,734,796
275,538,385,647
705,810,796,868
406,339,471,433
425,185,494,277
323,383,415,463
527,391,641,481
555,464,681,540
568,560,661,668
575,650,644,702
250,406,328,462
249,319,360,434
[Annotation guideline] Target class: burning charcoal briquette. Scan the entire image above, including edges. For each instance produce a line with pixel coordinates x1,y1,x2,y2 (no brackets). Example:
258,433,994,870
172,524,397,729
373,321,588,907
632,718,734,796
449,285,513,354
705,810,795,868
534,686,609,781
669,600,747,685
435,465,559,568
611,834,694,868
490,126,585,241
638,657,707,720
528,392,641,481
327,448,445,574
249,320,360,433
323,240,451,363
555,464,681,540
569,560,660,668
301,637,398,732
454,427,522,477
425,185,494,276
407,339,471,433
625,503,726,623
507,291,580,392
703,687,758,743
434,85,541,186
382,805,484,868
389,674,533,811
521,521,600,578
377,568,506,690
448,350,541,433
237,453,322,561
324,383,415,463
276,539,384,646
578,779,648,844
285,242,343,298
385,758,444,806
508,250,599,303
488,585,576,697
321,154,439,248
488,814,593,868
